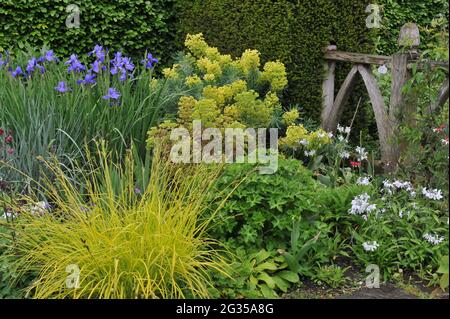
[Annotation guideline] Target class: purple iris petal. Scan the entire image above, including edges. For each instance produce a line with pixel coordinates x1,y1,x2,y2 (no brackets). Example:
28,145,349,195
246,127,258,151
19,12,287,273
122,57,134,72
142,53,159,69
102,87,121,100
0,55,5,68
54,81,71,93
44,50,58,62
119,70,127,82
65,54,86,74
26,57,37,74
11,66,23,78
89,45,106,62
92,60,101,73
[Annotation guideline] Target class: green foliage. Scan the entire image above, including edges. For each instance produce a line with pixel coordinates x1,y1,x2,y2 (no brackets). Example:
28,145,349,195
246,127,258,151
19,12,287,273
174,0,373,120
212,158,321,250
437,255,449,290
0,0,176,64
210,249,299,299
375,0,449,55
313,264,349,288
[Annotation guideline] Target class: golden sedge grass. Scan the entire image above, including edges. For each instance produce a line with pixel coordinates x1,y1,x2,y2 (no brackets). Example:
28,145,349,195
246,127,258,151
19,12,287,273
0,143,231,299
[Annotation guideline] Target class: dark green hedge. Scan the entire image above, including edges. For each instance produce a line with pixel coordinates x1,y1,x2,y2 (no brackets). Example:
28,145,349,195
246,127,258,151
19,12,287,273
375,0,449,55
175,0,373,120
0,0,176,63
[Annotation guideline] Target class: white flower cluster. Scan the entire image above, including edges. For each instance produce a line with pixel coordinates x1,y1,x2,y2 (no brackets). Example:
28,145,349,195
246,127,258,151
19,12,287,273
337,124,351,135
362,241,380,252
383,179,415,196
355,146,368,161
423,233,445,245
304,150,316,157
348,193,377,216
421,188,444,201
357,177,371,186
339,150,350,159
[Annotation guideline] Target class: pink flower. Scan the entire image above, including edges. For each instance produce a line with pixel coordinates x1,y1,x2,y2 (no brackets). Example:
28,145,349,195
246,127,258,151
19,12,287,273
7,148,13,155
5,135,13,144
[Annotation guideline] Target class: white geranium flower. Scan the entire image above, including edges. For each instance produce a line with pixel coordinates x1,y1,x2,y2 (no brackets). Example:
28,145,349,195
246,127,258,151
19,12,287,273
378,65,388,75
357,177,371,186
422,188,444,201
362,241,379,252
328,132,334,139
423,233,445,245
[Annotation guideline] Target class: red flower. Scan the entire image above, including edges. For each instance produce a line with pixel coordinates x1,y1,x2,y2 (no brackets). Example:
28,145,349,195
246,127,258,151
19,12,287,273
350,161,361,168
0,128,4,136
5,135,13,144
433,124,446,133
7,148,13,155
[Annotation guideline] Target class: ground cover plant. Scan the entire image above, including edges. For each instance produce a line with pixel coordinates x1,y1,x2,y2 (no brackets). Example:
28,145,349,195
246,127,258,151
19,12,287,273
0,4,449,300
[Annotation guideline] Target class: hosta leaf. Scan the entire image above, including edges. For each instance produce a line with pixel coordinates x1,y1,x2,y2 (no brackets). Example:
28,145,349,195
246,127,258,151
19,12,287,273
277,270,300,283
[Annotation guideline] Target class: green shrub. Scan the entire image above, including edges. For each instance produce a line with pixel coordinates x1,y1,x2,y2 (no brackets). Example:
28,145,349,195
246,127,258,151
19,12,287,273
211,158,321,250
0,0,176,64
375,0,449,55
174,0,373,120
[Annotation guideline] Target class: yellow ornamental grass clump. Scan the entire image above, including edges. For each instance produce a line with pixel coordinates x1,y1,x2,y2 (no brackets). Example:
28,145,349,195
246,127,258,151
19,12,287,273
0,145,231,299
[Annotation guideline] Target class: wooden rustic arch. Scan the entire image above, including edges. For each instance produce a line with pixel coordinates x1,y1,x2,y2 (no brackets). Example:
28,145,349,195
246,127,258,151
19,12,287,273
321,61,397,167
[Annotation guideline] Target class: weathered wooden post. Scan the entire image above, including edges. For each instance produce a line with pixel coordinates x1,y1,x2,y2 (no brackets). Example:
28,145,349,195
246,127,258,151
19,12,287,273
389,23,420,169
322,45,337,131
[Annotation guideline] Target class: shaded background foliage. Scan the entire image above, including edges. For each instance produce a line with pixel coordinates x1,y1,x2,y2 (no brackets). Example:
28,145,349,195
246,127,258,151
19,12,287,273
0,0,177,66
375,0,449,55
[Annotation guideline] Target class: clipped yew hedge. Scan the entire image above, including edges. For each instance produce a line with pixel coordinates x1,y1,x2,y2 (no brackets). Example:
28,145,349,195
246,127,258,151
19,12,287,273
0,0,177,64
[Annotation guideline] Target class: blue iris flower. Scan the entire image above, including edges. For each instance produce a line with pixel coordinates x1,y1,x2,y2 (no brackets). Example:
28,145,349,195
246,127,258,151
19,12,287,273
11,66,23,78
102,87,121,100
141,53,159,69
65,54,86,74
54,81,71,93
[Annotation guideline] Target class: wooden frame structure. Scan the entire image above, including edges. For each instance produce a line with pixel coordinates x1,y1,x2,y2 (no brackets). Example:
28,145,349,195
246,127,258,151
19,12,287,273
321,24,449,171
